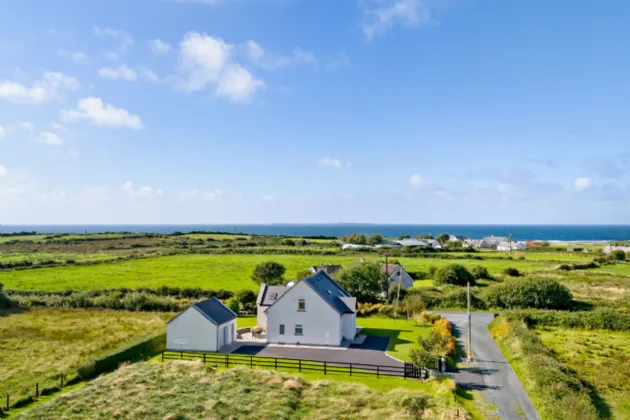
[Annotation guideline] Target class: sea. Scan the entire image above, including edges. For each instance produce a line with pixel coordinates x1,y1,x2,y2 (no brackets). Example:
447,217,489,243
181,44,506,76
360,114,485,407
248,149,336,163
1,224,630,242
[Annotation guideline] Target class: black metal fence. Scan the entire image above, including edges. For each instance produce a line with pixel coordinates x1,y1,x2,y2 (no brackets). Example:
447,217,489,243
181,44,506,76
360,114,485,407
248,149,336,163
162,351,426,380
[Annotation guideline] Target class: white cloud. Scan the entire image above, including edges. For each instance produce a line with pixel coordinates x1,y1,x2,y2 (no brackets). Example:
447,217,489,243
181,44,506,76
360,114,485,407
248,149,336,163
60,97,144,130
263,194,277,202
0,125,5,140
185,188,224,199
57,49,88,64
244,41,317,70
121,181,163,197
20,121,34,132
177,32,265,102
324,53,351,70
93,26,133,54
362,0,433,39
151,39,171,55
0,165,7,177
38,131,63,146
0,72,79,104
317,157,351,168
139,68,160,83
574,177,592,192
50,122,67,131
409,174,429,188
97,64,138,81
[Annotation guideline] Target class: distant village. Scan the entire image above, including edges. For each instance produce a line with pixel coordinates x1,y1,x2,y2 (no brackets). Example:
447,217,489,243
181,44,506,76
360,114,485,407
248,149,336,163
341,234,539,251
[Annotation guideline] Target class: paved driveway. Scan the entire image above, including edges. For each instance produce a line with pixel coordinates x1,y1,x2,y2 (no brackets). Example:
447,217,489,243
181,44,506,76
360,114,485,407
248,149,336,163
227,336,403,370
438,312,540,420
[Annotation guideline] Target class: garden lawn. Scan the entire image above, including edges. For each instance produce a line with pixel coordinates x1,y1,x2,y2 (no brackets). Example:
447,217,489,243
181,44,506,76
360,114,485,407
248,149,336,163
0,254,556,292
0,308,171,404
536,327,630,419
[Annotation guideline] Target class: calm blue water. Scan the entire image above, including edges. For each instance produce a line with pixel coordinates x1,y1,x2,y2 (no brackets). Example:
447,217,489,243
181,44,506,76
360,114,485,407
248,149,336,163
1,224,630,241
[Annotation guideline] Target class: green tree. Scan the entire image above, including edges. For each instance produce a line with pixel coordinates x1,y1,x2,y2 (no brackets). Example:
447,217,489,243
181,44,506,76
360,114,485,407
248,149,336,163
484,277,573,309
280,238,295,246
342,233,367,245
410,335,440,370
404,293,426,325
398,234,410,239
609,250,626,261
336,262,382,303
433,264,476,286
471,265,490,280
251,261,286,285
502,267,521,277
435,233,450,244
366,233,384,246
226,298,240,314
235,290,257,311
296,269,313,280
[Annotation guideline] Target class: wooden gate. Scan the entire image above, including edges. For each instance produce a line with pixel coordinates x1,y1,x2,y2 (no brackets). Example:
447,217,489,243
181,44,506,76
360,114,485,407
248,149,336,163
404,362,422,379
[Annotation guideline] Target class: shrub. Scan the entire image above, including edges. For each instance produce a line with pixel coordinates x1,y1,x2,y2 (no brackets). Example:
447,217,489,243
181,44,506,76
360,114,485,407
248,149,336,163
419,311,441,324
471,265,490,280
502,267,521,277
387,285,407,303
608,249,626,261
433,264,475,287
515,308,630,331
251,261,286,286
484,278,572,310
226,298,240,314
427,266,437,277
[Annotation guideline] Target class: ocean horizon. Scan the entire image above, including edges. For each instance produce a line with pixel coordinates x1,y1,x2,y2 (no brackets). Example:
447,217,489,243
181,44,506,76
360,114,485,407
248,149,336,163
2,224,630,242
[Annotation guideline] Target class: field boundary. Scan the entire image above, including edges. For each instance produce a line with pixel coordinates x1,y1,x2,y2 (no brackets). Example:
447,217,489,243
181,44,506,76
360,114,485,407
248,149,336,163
161,350,428,380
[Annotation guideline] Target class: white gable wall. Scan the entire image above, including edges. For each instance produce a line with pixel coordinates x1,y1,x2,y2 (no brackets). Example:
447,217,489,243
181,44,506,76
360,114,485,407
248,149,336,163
217,319,236,349
266,280,342,346
257,306,268,328
167,307,218,352
388,267,414,289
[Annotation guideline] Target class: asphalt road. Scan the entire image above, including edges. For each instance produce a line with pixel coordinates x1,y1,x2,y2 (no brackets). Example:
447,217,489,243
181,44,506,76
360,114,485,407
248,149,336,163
438,312,541,420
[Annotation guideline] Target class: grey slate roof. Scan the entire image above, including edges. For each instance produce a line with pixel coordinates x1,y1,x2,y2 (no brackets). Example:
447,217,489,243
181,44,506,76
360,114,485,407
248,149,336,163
302,271,354,314
192,297,237,325
257,284,291,306
309,264,343,275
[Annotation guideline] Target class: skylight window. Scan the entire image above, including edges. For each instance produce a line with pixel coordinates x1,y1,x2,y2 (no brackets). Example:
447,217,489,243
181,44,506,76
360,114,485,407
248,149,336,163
269,293,278,300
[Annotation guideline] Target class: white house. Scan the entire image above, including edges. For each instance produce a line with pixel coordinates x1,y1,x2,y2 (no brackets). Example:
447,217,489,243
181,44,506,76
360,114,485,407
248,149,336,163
342,243,373,250
262,271,356,346
394,239,427,248
308,263,343,276
603,246,630,255
166,297,237,352
478,236,508,249
256,284,290,329
497,241,527,251
381,263,415,290
426,239,442,249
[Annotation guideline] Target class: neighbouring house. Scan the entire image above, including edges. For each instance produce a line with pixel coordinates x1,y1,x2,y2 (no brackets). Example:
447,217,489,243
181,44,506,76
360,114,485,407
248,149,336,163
256,284,291,329
463,239,481,248
166,297,237,352
496,241,526,251
309,263,343,276
448,235,467,242
426,239,442,249
260,271,357,346
478,236,508,249
381,263,414,290
393,238,427,248
341,243,373,250
603,246,630,255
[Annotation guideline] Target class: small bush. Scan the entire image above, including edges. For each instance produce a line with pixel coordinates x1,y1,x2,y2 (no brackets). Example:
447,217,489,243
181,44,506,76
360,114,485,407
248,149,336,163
419,311,441,324
484,278,572,310
433,264,476,287
471,266,490,280
502,267,521,277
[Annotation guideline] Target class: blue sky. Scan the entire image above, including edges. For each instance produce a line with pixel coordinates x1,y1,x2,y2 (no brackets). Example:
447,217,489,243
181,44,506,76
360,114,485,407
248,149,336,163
1,0,629,224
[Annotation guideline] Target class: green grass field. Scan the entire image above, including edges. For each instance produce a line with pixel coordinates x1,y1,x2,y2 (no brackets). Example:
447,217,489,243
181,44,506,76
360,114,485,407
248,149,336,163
0,308,171,405
0,254,557,292
536,327,630,419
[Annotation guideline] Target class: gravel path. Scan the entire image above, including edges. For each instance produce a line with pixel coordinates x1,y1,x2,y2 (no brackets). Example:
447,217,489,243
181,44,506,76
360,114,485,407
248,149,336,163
438,311,541,420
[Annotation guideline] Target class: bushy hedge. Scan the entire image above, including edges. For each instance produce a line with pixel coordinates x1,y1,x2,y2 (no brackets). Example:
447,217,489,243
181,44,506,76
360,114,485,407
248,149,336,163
502,267,521,277
433,264,476,286
7,286,233,300
0,282,16,309
490,314,598,419
514,308,630,331
405,288,486,310
484,277,572,310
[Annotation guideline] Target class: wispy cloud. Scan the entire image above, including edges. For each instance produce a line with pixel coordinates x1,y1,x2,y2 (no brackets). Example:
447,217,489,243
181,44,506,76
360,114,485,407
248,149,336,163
0,72,79,104
361,0,436,40
60,97,144,130
57,49,89,64
317,157,352,168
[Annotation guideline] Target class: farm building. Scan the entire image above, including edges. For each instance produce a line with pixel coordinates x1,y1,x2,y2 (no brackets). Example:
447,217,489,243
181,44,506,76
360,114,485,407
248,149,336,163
497,241,527,251
309,263,343,276
166,297,237,352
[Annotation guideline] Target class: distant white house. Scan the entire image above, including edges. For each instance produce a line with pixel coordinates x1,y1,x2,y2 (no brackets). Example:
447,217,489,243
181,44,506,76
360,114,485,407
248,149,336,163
496,241,526,251
448,235,467,243
341,243,372,250
478,236,508,249
393,239,427,248
381,263,414,290
167,297,237,352
603,246,630,255
309,263,343,276
258,271,357,346
426,239,442,249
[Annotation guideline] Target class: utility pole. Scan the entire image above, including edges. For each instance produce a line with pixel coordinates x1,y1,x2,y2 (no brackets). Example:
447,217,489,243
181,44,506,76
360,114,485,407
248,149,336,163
467,282,473,362
385,254,389,301
394,268,402,323
508,233,512,256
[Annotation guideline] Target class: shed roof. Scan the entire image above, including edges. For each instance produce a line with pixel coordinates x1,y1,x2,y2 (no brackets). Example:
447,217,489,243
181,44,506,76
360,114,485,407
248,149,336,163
168,297,237,325
257,284,291,306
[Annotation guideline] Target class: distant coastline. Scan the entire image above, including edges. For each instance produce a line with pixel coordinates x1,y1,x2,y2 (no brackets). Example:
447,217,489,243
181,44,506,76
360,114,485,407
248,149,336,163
2,224,630,242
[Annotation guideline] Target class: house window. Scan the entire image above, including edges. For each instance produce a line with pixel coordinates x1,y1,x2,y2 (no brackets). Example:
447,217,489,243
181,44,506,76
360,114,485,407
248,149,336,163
279,324,285,335
298,299,306,311
269,293,278,300
295,325,303,336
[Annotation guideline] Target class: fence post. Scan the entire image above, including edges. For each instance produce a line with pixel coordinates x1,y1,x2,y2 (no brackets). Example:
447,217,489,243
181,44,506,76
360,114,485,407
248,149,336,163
161,351,164,362
6,394,9,411
275,358,278,370
350,363,352,376
36,382,39,399
226,354,229,368
377,366,379,378
324,362,327,375
203,354,206,364
404,363,407,380
299,359,302,373
180,351,183,360
250,356,253,368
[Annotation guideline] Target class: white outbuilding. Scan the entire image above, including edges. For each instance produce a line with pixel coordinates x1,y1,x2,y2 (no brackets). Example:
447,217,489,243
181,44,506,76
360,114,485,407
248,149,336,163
166,297,237,352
